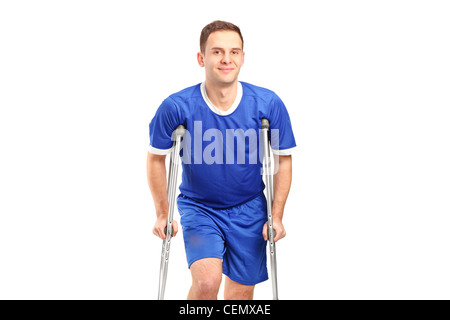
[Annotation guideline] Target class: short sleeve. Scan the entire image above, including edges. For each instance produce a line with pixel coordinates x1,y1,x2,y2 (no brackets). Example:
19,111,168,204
268,94,296,155
148,97,182,155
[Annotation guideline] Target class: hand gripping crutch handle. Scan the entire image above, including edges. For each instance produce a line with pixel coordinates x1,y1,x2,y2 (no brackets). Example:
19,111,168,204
261,118,279,300
157,124,186,300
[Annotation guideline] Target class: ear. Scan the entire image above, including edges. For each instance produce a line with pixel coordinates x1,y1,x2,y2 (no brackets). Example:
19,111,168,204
197,52,205,67
241,51,245,65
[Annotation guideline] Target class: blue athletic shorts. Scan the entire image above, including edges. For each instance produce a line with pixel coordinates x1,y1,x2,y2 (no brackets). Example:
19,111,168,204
177,192,269,285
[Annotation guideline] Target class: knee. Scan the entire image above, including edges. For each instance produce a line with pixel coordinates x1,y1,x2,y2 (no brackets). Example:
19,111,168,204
193,275,221,298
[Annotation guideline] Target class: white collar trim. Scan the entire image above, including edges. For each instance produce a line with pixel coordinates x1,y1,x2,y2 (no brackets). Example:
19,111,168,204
200,81,243,116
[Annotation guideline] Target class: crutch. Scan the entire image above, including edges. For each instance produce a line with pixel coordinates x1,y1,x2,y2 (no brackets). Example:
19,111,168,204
261,118,279,300
158,124,186,300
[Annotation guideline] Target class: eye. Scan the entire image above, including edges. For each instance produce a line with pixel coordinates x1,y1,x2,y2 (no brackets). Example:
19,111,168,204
214,50,221,55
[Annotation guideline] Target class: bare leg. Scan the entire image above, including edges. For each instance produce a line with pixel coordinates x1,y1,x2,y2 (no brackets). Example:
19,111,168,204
188,258,223,300
224,275,255,300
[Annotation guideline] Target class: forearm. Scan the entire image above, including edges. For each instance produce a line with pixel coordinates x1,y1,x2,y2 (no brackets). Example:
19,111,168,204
147,151,169,219
272,155,292,221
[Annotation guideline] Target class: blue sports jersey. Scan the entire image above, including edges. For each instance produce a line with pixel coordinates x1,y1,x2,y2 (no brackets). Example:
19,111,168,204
148,81,296,208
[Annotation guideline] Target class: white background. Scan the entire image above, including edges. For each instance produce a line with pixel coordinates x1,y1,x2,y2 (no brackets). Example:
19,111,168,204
1,0,449,300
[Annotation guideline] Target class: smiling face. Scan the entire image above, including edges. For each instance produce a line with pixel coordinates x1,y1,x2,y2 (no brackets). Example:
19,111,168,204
197,31,245,87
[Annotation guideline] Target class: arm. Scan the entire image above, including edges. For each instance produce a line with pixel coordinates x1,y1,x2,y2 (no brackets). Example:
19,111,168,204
263,154,292,242
146,151,178,239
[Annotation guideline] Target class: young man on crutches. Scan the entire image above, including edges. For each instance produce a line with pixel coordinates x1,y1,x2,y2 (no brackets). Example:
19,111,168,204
147,20,296,300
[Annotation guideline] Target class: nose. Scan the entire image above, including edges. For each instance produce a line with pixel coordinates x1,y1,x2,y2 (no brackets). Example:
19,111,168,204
221,52,232,64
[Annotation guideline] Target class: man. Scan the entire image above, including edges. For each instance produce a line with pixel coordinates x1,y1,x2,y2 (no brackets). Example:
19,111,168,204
147,21,296,300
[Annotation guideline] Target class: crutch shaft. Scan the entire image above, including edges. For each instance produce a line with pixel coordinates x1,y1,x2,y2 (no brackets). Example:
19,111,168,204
261,118,279,300
157,125,185,300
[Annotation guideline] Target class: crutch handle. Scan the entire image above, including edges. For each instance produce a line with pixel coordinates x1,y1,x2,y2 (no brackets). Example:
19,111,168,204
163,226,172,236
267,226,276,238
261,118,270,129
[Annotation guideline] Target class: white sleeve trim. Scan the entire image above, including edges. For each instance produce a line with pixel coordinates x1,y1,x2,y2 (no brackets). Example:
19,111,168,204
271,146,296,155
148,144,173,155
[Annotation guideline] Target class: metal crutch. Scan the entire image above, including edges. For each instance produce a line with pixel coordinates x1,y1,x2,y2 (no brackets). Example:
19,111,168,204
158,125,186,300
261,118,279,300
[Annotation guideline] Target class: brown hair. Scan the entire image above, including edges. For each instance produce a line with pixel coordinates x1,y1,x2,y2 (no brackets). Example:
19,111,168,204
200,20,244,53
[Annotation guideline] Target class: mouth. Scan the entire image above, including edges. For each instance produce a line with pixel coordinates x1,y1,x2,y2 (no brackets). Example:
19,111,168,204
218,68,235,73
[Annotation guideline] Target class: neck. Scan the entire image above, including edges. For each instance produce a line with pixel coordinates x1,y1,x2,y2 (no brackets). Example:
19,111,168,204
204,80,238,111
